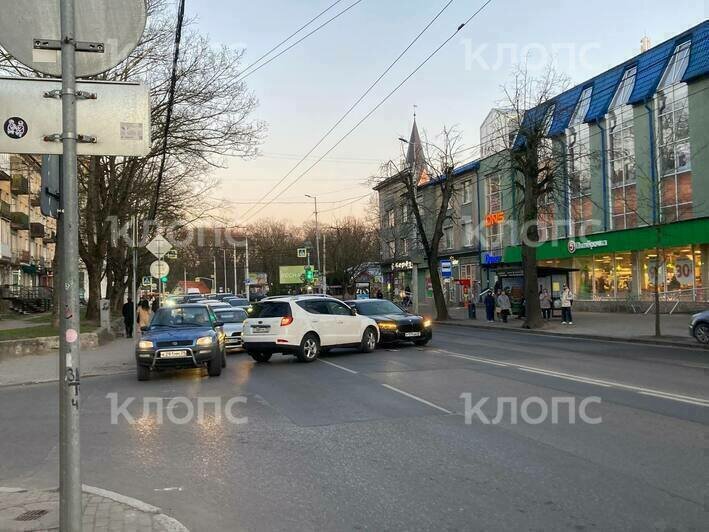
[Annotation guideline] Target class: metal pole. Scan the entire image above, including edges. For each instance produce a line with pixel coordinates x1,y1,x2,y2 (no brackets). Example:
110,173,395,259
233,244,237,297
222,248,227,293
322,232,327,294
412,263,419,314
244,238,250,301
132,215,137,349
59,0,82,527
183,267,186,295
213,254,217,293
313,197,321,293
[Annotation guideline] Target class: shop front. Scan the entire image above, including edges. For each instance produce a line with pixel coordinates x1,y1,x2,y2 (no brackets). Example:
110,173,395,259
382,260,415,302
502,218,709,303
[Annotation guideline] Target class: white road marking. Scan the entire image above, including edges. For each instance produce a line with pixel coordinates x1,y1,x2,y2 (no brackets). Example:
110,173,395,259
318,359,358,374
380,383,453,414
431,349,709,407
154,487,183,492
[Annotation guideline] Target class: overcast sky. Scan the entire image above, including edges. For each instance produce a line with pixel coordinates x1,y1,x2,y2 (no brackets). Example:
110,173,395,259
185,0,707,225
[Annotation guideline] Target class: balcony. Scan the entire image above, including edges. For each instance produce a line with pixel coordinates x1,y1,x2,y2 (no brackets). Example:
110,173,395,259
11,175,29,195
10,211,29,230
0,200,10,220
19,250,30,264
30,222,45,239
43,231,57,244
30,194,41,208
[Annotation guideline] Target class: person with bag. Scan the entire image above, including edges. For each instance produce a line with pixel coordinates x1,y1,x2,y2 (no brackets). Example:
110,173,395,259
497,289,511,323
539,289,552,320
561,284,574,324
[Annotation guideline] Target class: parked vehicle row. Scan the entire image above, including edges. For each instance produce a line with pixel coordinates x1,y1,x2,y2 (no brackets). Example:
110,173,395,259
134,295,433,380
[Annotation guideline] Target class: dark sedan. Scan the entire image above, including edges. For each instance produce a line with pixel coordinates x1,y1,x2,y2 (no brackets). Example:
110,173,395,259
135,304,226,381
345,298,432,346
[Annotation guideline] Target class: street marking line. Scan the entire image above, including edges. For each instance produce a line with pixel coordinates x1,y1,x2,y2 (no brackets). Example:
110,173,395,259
318,359,358,374
430,350,709,407
380,383,453,414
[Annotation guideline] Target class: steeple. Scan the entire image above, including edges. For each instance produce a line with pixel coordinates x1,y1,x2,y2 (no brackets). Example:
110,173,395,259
405,113,429,186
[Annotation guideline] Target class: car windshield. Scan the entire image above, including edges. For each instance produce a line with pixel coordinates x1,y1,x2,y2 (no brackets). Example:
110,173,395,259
352,300,405,315
215,309,247,323
151,306,212,327
247,301,291,318
227,298,249,306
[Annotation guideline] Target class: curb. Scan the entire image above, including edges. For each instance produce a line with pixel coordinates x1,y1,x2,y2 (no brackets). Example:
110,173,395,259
0,369,133,389
83,485,189,532
435,320,708,349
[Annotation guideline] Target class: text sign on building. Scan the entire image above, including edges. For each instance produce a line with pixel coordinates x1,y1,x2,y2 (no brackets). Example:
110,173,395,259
440,259,452,279
567,239,608,254
485,211,505,227
392,260,413,271
482,253,502,265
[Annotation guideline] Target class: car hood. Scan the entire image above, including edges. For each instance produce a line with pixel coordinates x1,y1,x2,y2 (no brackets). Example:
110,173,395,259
222,323,244,334
144,326,215,342
367,313,422,323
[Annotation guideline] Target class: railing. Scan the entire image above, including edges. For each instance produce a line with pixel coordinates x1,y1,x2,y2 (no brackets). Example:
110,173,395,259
11,175,29,195
0,200,10,220
10,211,29,230
30,222,45,239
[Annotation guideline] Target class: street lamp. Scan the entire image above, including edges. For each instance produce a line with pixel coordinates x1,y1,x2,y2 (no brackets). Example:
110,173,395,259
305,194,323,293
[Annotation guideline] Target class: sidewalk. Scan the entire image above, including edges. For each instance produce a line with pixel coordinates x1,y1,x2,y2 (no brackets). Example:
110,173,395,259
438,306,705,347
0,486,187,531
0,337,135,387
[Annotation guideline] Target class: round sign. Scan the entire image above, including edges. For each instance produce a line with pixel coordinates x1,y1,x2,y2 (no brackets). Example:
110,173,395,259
567,240,576,254
3,117,28,139
0,0,147,77
149,260,169,279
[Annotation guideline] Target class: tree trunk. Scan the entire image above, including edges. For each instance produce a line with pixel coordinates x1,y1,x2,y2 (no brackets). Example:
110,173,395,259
84,262,101,320
521,173,543,329
428,255,449,321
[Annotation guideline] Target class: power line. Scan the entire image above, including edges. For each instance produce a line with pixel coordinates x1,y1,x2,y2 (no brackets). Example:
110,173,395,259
237,0,366,82
241,0,496,223
239,0,460,220
238,0,348,79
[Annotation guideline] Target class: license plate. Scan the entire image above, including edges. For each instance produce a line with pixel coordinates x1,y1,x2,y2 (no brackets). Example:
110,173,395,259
252,326,269,334
404,332,421,337
160,350,189,358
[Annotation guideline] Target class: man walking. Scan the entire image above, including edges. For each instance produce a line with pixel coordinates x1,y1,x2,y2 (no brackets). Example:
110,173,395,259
122,296,134,338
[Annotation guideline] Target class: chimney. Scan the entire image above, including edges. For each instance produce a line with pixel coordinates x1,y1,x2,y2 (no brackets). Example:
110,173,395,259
640,36,651,53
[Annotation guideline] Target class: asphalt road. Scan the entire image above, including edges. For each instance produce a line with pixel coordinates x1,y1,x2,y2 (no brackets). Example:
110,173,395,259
1,325,707,531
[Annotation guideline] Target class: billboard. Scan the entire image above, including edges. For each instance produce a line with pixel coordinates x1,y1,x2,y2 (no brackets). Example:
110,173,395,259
250,272,268,286
279,265,304,285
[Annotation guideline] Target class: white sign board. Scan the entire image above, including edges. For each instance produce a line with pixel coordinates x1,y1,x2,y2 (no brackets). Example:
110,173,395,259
150,260,169,279
0,77,150,156
297,248,307,258
141,276,152,286
146,234,173,260
674,258,694,285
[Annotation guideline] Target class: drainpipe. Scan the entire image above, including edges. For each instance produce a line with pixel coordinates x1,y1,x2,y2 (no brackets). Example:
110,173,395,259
597,121,609,232
644,101,658,225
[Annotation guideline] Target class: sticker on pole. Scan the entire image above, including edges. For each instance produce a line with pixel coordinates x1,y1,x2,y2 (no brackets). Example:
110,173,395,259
3,117,28,139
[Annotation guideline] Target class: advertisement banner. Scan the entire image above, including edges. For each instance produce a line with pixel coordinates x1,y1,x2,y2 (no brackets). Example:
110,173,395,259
279,265,304,285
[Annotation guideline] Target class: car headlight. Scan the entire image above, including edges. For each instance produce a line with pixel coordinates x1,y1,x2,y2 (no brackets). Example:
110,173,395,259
138,340,154,349
423,319,432,328
378,322,398,330
196,336,214,347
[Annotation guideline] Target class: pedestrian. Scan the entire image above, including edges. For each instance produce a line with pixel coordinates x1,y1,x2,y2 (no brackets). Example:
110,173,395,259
540,288,552,320
122,296,134,338
376,288,383,299
484,291,496,322
151,295,160,313
561,284,574,324
137,299,152,331
497,289,511,323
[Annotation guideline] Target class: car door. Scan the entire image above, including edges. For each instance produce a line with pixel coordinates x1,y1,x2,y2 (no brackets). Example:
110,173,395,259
325,300,360,345
297,300,336,346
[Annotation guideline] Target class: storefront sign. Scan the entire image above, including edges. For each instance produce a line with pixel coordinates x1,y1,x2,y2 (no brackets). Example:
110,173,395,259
392,261,413,271
455,279,471,287
674,258,694,285
567,239,608,254
482,253,502,265
485,211,505,227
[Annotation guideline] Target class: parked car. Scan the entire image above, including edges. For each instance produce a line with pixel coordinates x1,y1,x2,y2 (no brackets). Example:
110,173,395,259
135,304,226,381
224,297,250,308
242,296,379,363
214,307,248,352
689,310,709,344
345,298,432,346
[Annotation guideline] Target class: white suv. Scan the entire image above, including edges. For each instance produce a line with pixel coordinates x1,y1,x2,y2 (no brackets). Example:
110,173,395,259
242,296,379,363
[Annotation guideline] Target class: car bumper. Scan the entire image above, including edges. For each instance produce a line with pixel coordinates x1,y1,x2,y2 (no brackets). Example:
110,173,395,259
135,346,217,369
226,334,244,352
242,340,300,355
378,327,432,343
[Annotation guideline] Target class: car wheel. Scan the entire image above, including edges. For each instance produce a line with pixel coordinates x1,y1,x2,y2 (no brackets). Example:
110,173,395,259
414,338,430,347
207,351,222,377
694,323,709,344
360,327,377,353
250,352,272,363
297,333,320,362
137,364,150,381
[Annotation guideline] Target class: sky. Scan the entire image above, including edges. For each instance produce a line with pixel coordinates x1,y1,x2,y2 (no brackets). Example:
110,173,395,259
185,0,708,225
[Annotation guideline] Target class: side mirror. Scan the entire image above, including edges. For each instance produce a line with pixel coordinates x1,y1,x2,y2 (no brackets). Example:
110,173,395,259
214,321,224,328
350,308,358,316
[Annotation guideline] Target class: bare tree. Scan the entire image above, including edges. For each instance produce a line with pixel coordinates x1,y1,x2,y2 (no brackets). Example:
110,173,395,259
381,126,465,321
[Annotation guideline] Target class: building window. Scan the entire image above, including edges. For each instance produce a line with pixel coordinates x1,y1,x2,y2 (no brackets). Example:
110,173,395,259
657,42,692,223
443,226,453,249
386,209,395,228
386,240,395,258
568,87,593,237
537,203,555,242
462,180,472,204
610,66,637,110
462,219,474,247
485,174,502,249
401,202,409,223
401,238,409,255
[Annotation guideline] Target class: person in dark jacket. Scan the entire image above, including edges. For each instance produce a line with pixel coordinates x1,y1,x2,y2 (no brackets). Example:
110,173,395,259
122,296,134,338
151,296,159,313
484,291,496,322
376,288,383,299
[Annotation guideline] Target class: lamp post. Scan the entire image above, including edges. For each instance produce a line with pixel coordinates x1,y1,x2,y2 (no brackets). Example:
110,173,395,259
305,194,322,293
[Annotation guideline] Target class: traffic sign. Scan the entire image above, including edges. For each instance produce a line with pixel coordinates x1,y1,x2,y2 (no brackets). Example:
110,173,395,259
141,276,152,286
0,77,150,156
297,248,307,258
149,260,169,279
165,249,178,260
146,234,173,260
0,0,147,78
440,259,453,279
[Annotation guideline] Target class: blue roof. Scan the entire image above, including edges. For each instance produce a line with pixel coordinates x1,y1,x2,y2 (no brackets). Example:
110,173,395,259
526,20,709,135
452,159,480,176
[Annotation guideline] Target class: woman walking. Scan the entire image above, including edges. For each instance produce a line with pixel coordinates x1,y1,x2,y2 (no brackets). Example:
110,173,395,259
540,289,552,320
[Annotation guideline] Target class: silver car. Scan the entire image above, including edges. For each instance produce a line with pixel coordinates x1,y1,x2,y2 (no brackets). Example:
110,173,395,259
689,310,709,344
215,307,248,352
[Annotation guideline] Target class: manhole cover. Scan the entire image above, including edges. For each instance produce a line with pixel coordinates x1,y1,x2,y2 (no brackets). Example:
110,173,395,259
14,509,49,521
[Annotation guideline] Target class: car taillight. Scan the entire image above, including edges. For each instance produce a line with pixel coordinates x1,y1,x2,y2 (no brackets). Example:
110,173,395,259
280,316,293,326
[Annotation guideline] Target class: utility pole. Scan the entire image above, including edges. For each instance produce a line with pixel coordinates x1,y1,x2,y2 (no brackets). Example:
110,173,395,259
233,243,237,297
305,194,321,293
212,253,217,293
58,0,82,527
322,232,327,294
183,267,186,295
132,215,138,347
244,238,250,301
222,248,227,293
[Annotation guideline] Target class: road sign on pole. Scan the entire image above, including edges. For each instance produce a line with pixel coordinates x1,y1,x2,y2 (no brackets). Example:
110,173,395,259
0,1,148,528
297,248,307,258
150,260,170,279
146,234,173,260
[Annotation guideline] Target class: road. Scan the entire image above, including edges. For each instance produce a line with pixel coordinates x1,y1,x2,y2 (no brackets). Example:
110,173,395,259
1,325,707,531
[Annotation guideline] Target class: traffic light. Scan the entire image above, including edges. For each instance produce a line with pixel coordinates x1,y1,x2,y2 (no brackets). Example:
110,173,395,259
160,276,168,283
304,266,314,283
